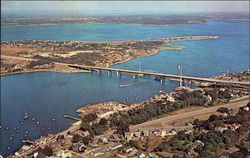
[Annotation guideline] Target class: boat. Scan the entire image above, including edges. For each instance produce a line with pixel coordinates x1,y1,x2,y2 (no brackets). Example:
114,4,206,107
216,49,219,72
119,84,128,88
23,112,29,120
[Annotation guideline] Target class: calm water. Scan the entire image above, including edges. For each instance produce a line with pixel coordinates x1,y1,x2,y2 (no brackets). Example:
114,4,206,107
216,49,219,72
1,20,249,156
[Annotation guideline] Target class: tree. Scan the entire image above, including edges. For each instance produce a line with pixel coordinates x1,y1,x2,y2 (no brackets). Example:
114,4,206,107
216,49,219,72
36,145,53,156
116,120,129,136
99,118,108,126
71,134,83,143
229,152,245,158
82,113,98,122
217,107,229,114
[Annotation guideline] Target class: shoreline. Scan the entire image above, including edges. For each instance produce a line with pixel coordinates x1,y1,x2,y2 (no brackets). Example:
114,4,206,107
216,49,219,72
1,35,219,77
1,21,207,27
2,18,250,27
10,71,250,157
0,49,159,77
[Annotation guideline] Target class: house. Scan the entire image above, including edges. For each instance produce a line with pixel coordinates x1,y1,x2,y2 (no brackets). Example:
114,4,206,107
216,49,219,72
222,113,228,118
185,130,193,134
166,95,175,102
134,131,141,138
243,106,249,111
152,129,161,136
191,140,204,150
125,133,133,142
231,123,241,130
72,143,86,152
98,137,108,144
160,130,167,137
109,143,123,151
148,153,160,158
33,151,46,158
167,129,177,136
123,147,134,153
56,150,73,157
91,149,104,157
136,151,146,158
141,130,150,137
82,131,90,137
110,134,120,140
215,125,228,133
128,149,138,157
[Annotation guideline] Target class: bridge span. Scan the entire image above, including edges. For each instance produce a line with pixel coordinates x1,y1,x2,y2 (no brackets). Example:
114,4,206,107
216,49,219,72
68,65,250,87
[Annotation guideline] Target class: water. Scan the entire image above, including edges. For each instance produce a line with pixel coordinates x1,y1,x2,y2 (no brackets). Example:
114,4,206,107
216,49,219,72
1,20,249,156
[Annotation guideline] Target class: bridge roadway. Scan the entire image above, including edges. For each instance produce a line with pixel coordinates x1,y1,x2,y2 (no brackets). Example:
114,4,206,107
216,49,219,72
69,65,250,86
1,55,249,86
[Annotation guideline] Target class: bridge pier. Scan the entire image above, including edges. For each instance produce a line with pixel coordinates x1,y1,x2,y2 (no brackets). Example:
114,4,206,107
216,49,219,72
97,70,102,75
160,79,165,84
116,70,120,78
132,75,138,79
107,71,111,76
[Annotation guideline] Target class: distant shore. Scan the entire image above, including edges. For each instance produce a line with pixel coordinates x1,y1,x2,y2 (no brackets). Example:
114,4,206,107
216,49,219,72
1,18,249,27
1,35,218,77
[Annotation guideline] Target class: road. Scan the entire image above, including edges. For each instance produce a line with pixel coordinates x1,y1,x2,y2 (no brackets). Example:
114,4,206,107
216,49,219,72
71,65,250,86
130,96,250,131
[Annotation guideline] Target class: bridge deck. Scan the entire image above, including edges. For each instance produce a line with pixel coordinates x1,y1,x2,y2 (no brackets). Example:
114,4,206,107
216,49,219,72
69,65,250,86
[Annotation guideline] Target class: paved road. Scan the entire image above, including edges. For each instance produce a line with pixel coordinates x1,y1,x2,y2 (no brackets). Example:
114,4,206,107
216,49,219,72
71,65,250,86
130,96,250,131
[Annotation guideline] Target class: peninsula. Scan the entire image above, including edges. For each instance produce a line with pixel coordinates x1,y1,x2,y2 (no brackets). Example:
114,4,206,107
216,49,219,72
1,35,218,76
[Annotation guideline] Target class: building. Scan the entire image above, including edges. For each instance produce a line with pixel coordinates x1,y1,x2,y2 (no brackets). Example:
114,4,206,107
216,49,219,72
134,131,141,138
160,130,167,137
109,143,123,151
91,149,104,157
72,143,86,152
215,125,228,133
125,132,134,142
167,129,177,136
141,130,150,137
98,137,108,144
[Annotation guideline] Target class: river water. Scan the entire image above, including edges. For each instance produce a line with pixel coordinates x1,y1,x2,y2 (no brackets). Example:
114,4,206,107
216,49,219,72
1,20,249,156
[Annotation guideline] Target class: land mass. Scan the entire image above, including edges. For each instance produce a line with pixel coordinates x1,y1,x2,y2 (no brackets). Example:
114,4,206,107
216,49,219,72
1,13,249,26
1,35,218,76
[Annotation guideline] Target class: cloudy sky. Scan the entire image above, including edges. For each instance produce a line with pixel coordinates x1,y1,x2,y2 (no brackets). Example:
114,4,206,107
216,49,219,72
2,1,249,14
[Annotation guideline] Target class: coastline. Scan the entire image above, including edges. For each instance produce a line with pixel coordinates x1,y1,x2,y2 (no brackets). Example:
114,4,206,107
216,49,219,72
2,18,249,27
10,70,250,157
0,47,160,77
1,35,219,77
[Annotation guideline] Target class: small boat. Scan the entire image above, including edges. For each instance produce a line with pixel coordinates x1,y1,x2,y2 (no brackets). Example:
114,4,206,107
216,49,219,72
23,112,29,120
119,84,128,88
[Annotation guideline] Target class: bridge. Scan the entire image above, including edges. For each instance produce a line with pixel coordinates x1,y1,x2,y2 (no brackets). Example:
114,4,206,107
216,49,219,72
68,65,250,87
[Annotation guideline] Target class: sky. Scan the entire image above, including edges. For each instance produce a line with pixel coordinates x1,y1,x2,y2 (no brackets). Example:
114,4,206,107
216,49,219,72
2,1,249,15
